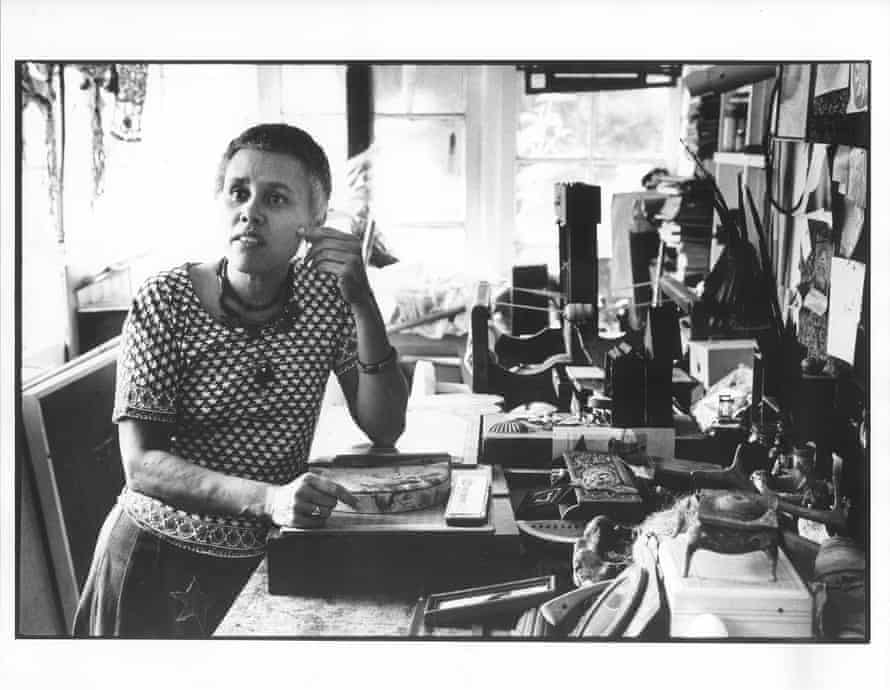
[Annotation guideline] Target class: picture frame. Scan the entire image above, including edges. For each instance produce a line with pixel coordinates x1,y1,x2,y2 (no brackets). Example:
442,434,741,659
422,575,556,626
20,337,124,632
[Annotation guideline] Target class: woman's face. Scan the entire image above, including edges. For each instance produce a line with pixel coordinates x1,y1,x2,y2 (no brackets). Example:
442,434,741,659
218,147,320,276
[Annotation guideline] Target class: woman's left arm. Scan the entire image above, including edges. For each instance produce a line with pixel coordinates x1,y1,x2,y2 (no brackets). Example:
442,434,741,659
341,296,408,446
304,226,409,446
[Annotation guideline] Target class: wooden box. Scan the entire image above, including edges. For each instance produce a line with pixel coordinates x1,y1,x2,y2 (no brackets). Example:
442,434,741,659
480,413,675,469
266,480,521,595
659,534,813,639
688,338,757,389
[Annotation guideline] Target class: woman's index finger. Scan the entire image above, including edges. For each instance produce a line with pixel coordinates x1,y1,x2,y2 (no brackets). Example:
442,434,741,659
307,471,359,508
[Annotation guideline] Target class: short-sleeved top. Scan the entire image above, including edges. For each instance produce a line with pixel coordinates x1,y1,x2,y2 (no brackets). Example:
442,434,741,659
114,261,357,558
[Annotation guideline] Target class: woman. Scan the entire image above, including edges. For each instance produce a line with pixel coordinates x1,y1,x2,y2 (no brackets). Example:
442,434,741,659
73,123,409,637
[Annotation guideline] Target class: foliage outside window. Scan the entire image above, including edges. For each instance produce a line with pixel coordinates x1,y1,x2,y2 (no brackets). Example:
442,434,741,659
514,77,680,276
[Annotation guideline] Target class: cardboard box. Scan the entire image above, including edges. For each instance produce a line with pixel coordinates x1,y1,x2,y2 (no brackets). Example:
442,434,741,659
688,339,757,389
659,534,813,639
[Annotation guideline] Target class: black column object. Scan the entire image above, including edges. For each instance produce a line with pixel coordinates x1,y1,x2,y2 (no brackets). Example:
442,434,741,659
555,182,600,363
643,303,681,427
346,64,373,158
607,343,647,428
511,265,550,336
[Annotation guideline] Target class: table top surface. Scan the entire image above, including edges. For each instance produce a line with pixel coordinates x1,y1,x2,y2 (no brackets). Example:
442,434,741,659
215,559,424,637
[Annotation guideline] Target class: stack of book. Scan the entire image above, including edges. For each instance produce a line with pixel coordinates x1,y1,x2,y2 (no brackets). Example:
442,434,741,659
647,178,715,286
685,94,720,161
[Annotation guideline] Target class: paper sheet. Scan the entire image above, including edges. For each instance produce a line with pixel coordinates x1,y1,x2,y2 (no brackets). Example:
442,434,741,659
803,288,828,317
799,222,813,262
804,144,829,196
833,145,851,182
839,198,866,258
777,64,811,139
826,258,866,364
832,145,851,194
847,148,868,208
814,63,850,97
788,288,803,330
847,63,869,113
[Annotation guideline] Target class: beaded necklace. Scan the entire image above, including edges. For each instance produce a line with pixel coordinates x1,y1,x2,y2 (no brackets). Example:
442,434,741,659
216,257,294,322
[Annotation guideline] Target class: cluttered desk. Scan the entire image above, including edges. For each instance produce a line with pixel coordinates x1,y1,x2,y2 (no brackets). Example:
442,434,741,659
216,181,864,640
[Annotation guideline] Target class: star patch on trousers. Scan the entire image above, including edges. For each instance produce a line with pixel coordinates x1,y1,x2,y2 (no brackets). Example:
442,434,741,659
170,576,211,633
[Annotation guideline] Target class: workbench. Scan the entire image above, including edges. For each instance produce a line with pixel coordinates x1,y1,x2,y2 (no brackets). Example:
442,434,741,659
213,394,828,638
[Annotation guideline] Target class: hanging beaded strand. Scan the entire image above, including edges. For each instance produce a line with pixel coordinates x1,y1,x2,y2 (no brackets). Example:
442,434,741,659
217,257,294,320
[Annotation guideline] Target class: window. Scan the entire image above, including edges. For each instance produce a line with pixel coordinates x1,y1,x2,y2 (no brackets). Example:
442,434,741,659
371,65,469,271
514,76,681,275
279,64,348,207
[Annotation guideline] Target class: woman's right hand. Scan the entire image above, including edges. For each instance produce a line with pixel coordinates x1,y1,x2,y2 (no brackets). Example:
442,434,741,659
264,472,358,528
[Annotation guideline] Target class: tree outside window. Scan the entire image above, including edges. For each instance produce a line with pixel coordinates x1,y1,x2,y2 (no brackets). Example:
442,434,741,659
514,78,680,281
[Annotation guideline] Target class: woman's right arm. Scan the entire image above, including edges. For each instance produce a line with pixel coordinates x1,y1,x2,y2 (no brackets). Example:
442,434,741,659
119,418,357,526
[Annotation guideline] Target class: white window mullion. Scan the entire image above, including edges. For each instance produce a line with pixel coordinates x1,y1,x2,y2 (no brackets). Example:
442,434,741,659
465,64,518,281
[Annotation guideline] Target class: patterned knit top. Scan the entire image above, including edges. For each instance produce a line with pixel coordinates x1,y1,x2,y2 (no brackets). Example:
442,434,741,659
113,261,357,557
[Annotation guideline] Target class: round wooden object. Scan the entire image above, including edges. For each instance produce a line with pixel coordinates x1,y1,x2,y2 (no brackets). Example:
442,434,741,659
315,462,452,514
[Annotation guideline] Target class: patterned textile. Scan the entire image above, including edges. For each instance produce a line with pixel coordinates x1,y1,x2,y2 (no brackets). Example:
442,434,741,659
114,260,357,557
111,63,149,141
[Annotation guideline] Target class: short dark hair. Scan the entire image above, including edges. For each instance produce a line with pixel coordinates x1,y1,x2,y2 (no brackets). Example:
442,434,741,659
216,123,332,223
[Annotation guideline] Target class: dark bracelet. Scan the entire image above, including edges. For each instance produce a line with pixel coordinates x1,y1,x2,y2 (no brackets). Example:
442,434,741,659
356,345,398,374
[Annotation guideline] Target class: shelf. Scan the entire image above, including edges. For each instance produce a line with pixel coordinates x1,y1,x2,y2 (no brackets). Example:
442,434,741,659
713,152,765,168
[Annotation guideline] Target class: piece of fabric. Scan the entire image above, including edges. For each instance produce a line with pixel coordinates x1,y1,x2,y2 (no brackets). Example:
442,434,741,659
73,505,261,637
112,260,357,557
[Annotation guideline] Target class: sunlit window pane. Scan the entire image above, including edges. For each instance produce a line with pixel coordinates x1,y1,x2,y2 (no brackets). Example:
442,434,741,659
515,84,676,268
282,113,348,206
592,89,670,158
517,92,591,159
281,65,346,114
374,65,466,114
515,160,590,273
383,224,468,273
373,117,465,226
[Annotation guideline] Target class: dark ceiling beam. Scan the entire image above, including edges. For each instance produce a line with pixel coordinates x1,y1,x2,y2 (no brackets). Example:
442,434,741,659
346,64,374,157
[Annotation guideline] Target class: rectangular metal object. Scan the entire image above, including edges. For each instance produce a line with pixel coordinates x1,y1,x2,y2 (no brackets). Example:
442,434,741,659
423,575,556,626
445,467,492,526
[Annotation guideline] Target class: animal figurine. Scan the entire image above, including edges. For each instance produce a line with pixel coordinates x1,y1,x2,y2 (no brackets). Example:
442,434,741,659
572,515,635,587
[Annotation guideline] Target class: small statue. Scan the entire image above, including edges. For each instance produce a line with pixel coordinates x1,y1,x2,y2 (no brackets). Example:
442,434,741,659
759,442,817,495
572,515,635,587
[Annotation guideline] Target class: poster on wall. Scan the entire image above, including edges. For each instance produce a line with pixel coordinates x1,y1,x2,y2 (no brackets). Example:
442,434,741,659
776,64,811,140
847,63,869,114
826,257,865,364
814,63,850,97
